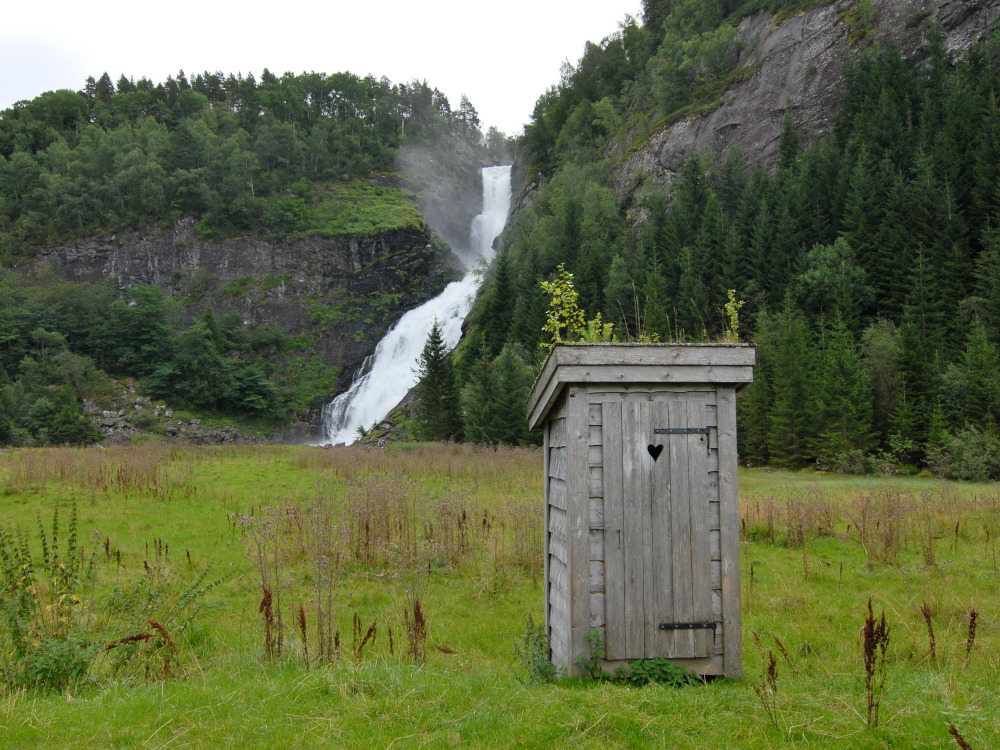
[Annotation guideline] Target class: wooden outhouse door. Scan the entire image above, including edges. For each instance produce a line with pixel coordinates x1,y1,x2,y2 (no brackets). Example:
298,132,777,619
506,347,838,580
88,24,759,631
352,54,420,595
601,396,715,661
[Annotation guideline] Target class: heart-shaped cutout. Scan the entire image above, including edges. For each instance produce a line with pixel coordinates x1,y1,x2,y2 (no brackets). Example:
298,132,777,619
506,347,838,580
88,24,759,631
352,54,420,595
647,444,663,461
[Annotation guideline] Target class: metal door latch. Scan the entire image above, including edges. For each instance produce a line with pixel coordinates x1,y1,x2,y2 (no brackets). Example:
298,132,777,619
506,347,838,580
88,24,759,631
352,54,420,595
654,427,709,436
658,621,716,631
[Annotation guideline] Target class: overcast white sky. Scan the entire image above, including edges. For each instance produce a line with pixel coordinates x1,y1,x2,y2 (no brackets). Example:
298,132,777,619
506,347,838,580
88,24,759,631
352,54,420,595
1,0,642,135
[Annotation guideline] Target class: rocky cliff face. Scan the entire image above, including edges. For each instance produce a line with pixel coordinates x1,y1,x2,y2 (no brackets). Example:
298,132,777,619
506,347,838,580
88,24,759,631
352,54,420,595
37,216,454,430
610,0,1000,202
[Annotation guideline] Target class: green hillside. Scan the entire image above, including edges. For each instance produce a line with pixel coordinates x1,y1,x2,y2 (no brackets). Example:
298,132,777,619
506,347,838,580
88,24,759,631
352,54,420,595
0,69,502,445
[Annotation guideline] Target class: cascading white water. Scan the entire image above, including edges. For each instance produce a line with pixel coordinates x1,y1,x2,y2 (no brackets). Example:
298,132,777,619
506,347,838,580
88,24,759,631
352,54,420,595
321,165,512,445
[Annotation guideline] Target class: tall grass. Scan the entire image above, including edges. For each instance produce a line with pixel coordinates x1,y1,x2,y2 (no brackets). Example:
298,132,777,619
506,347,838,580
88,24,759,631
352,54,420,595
3,443,196,501
0,450,997,748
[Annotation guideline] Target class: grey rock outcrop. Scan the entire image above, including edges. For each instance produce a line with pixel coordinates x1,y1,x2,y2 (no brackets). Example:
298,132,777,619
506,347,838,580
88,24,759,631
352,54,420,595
37,217,454,428
610,0,1000,203
85,387,267,446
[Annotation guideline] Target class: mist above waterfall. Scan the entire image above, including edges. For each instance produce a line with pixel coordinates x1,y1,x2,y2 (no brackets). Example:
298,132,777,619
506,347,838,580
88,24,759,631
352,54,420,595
396,146,484,271
322,165,512,445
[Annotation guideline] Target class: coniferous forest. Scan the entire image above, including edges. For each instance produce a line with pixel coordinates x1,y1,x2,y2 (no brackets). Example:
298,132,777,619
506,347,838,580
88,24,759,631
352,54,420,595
457,1,1000,479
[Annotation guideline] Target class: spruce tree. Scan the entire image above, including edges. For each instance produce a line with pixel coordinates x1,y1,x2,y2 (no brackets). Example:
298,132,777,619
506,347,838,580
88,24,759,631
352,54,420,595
414,319,462,442
463,345,535,445
675,152,710,236
603,254,638,338
462,353,499,444
642,255,672,340
974,220,1000,337
860,318,901,446
491,345,536,445
890,309,935,461
676,246,709,339
48,386,101,445
738,311,775,466
695,193,726,304
958,317,1000,428
839,148,884,277
778,111,800,173
811,315,873,460
767,297,815,467
480,252,515,359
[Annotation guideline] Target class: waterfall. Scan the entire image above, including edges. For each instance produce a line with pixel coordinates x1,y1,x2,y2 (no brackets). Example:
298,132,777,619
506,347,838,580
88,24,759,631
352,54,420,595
321,165,512,445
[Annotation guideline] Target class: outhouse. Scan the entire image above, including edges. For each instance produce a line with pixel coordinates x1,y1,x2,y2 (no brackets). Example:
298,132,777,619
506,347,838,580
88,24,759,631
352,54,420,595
527,343,755,678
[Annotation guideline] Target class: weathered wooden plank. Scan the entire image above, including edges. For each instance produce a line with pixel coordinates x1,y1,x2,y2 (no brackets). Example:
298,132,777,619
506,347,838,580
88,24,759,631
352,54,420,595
712,590,723,620
542,364,755,389
668,401,695,658
589,425,602,447
549,447,568,481
709,428,719,452
709,501,721,531
711,560,722,589
588,443,603,468
590,560,605,592
549,622,566,647
550,584,568,612
549,616,569,671
590,593,606,627
707,472,720,498
546,343,757,368
550,391,568,420
549,535,568,565
567,386,591,676
707,450,719,474
710,529,721,561
543,420,551,640
549,586,568,624
587,385,716,402
651,398,674,658
589,403,603,424
549,418,568,448
550,632,569,672
590,498,604,530
550,624,568,651
548,477,567,511
550,627,568,660
550,557,569,590
688,397,714,658
622,400,645,659
589,467,603,498
639,402,656,657
527,363,563,430
602,401,626,661
589,530,604,560
717,386,743,677
549,506,568,540
705,403,718,426
550,555,568,576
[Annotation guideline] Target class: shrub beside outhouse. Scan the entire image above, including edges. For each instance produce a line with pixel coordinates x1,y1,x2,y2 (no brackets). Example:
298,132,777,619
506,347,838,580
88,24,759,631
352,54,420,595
527,343,755,678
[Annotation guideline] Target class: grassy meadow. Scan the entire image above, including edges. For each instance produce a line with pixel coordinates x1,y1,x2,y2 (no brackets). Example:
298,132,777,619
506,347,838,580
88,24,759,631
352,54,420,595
0,443,997,749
